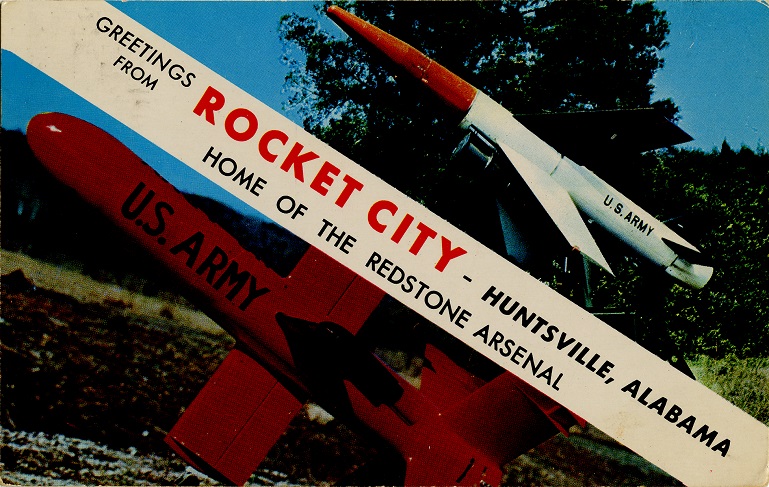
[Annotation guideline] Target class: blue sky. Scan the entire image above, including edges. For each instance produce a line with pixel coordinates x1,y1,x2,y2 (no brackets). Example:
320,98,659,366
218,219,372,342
653,1,768,151
2,1,767,208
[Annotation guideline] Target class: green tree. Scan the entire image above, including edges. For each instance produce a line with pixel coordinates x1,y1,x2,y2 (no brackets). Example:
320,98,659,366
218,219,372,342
522,1,672,113
588,144,769,357
649,145,768,356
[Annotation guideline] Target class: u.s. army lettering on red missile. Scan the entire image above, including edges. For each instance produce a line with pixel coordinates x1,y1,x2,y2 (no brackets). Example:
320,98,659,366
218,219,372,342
192,85,468,274
121,182,269,312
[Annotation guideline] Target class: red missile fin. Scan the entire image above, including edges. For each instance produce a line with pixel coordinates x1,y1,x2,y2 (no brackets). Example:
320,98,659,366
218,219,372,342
327,6,478,113
166,349,302,486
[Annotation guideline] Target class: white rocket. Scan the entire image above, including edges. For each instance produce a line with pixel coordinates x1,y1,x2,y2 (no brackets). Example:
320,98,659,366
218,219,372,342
327,6,713,289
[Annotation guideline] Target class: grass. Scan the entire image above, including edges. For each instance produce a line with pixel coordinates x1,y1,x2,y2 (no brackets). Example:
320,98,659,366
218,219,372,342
1,249,224,336
689,355,769,425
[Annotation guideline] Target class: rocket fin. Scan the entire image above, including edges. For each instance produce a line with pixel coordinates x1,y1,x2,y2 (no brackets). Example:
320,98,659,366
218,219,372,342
165,348,302,486
496,141,614,275
286,246,385,335
441,371,585,467
496,198,534,265
659,230,701,255
419,344,487,412
661,237,709,266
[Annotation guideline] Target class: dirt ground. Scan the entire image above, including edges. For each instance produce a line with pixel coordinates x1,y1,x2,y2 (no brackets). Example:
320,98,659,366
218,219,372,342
1,250,680,486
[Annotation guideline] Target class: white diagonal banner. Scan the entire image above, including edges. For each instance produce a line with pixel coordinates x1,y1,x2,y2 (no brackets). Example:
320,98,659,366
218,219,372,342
2,2,767,486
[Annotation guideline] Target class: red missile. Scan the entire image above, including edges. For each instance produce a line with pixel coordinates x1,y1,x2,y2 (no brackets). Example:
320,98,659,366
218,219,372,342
23,111,391,482
25,112,583,485
327,5,478,113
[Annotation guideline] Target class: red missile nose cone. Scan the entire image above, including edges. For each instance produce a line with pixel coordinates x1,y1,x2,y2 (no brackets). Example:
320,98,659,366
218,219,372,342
27,112,139,194
327,6,478,113
28,112,99,154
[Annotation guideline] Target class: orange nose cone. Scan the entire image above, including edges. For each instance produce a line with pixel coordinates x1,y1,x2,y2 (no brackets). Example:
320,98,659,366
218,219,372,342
327,6,478,113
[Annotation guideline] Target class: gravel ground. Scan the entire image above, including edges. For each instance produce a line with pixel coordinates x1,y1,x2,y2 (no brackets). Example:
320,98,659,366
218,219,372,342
1,427,295,486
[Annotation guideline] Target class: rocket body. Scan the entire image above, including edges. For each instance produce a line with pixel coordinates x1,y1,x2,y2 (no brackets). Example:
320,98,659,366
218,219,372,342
463,92,712,287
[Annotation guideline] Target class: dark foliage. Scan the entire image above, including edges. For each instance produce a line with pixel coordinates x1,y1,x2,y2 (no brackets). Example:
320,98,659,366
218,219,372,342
590,145,769,357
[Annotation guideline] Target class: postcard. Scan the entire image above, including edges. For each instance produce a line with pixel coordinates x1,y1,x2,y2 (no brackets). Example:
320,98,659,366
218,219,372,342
2,2,767,485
